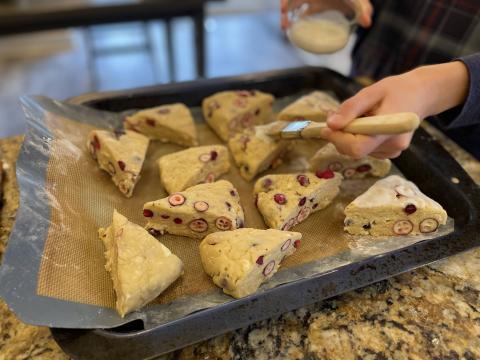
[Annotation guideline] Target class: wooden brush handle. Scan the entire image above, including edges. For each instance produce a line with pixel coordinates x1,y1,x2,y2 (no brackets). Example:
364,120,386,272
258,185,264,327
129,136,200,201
301,112,420,138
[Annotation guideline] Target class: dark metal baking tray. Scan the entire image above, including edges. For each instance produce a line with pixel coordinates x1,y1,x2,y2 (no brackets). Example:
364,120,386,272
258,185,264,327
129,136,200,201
9,67,480,359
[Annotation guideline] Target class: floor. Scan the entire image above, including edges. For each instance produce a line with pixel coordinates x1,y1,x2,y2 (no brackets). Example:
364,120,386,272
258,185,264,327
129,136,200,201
0,10,353,138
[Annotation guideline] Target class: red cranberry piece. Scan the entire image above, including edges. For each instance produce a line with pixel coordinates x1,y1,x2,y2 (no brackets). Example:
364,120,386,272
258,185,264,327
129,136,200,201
168,193,186,206
199,153,211,162
281,239,291,251
404,204,417,215
263,178,273,189
118,160,126,171
210,150,218,161
256,255,264,265
161,214,170,219
293,240,301,248
146,118,155,127
342,168,356,178
92,135,101,150
143,209,153,217
234,97,248,108
298,197,307,207
315,169,334,179
263,260,275,276
282,218,296,231
230,190,237,197
189,219,208,233
419,218,439,233
205,173,215,183
393,220,413,235
312,203,318,209
215,216,232,230
297,207,311,223
194,201,209,212
328,162,343,172
236,90,250,97
240,113,254,128
157,108,170,114
148,228,161,236
297,175,310,187
274,193,286,205
174,218,183,224
356,164,372,173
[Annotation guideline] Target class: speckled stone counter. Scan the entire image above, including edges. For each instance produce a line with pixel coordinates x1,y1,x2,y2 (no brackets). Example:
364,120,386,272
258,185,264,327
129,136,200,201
1,122,479,360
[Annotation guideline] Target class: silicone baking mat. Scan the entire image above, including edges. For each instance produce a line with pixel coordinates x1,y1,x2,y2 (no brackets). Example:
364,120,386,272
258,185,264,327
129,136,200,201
0,94,453,329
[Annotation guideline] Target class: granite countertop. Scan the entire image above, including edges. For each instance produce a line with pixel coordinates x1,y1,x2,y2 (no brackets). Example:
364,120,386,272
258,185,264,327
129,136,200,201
1,123,479,360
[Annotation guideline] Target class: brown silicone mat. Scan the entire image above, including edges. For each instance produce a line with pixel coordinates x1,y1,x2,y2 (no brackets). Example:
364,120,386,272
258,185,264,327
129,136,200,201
38,108,390,309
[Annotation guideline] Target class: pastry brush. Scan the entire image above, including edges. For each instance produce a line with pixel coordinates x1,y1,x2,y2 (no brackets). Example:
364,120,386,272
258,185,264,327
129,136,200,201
265,112,420,139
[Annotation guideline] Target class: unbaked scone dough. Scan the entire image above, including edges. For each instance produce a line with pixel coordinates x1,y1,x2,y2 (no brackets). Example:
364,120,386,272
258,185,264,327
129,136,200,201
277,91,339,122
87,129,149,197
99,209,183,317
158,145,230,194
202,90,274,141
254,171,343,230
344,175,448,236
124,103,198,146
310,143,391,179
143,180,244,239
228,124,290,181
199,228,302,298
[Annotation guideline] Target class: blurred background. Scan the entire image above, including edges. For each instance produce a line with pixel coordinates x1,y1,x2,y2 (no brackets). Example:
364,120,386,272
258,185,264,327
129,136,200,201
0,0,354,138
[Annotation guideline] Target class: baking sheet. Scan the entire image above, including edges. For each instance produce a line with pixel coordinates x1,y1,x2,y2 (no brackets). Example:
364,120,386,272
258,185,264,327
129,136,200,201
0,95,453,329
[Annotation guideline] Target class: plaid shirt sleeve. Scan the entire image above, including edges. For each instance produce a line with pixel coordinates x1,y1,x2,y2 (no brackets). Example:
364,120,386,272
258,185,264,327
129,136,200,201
352,0,480,80
446,54,480,128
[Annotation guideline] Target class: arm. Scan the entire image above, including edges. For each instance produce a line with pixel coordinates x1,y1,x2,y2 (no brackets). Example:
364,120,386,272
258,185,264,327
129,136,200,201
322,59,472,159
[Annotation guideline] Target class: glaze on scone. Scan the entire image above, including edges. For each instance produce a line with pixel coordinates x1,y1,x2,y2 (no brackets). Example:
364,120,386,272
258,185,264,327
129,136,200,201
199,228,302,298
143,180,244,239
254,170,343,230
124,103,198,146
87,129,149,197
277,91,339,122
310,143,391,179
99,210,183,317
202,90,275,141
158,145,230,194
228,124,290,181
344,175,448,236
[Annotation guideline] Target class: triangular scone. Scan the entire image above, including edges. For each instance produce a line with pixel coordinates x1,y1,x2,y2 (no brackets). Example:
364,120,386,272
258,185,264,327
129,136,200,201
344,175,448,236
87,129,149,197
200,228,301,298
158,145,230,194
98,210,184,317
310,143,391,179
202,90,274,141
124,103,198,146
277,91,339,122
254,171,342,230
228,125,290,181
143,180,244,239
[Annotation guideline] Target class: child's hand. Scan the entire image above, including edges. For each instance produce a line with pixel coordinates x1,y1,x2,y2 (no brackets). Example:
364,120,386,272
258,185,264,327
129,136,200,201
322,62,469,159
280,0,373,30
